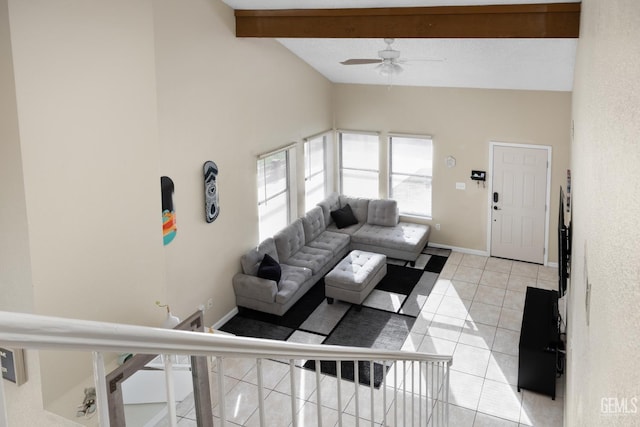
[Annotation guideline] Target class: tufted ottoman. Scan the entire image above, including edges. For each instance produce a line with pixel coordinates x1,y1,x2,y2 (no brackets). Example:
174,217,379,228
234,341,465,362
325,250,387,306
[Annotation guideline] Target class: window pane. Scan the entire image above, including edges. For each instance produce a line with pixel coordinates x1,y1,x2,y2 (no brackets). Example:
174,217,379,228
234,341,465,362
258,150,289,241
391,137,433,176
305,172,325,210
342,169,379,199
257,159,266,202
258,192,288,240
390,136,433,217
264,151,287,198
308,137,325,175
341,133,378,170
391,175,432,217
305,136,327,212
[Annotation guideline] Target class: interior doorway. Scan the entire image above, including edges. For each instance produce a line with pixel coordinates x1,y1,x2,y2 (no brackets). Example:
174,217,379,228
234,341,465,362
489,143,551,264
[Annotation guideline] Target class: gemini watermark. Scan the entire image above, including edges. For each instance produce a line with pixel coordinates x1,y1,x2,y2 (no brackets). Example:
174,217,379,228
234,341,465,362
601,397,638,415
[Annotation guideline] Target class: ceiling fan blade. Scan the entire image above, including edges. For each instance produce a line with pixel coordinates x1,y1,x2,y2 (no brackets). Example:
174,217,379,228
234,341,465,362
340,58,382,65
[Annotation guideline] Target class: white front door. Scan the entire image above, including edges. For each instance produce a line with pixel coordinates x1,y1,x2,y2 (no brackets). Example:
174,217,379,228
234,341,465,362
490,145,549,264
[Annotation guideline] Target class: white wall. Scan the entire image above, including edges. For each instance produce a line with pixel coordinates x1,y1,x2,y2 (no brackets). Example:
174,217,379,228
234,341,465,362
333,84,571,262
152,0,333,326
566,0,640,425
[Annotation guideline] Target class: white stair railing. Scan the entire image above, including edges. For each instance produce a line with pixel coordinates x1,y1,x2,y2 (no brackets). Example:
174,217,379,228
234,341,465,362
0,310,452,426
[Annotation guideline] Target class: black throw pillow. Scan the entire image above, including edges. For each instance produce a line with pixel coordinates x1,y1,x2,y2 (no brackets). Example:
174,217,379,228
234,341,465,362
257,253,281,283
331,204,358,229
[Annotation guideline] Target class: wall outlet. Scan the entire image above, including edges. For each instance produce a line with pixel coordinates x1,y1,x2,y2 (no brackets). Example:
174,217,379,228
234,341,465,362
455,182,466,190
207,298,214,310
435,223,441,231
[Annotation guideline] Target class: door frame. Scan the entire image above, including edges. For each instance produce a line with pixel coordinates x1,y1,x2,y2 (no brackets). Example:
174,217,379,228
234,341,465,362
487,141,553,266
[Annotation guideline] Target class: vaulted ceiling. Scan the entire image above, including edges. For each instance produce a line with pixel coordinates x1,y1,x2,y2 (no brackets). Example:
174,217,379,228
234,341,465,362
221,1,581,91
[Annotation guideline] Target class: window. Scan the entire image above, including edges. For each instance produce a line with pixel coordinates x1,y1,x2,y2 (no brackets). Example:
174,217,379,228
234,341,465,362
339,132,379,198
304,135,327,211
389,135,433,217
257,150,289,241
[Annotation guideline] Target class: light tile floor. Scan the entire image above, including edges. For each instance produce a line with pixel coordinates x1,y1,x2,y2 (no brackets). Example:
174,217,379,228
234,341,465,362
167,252,565,426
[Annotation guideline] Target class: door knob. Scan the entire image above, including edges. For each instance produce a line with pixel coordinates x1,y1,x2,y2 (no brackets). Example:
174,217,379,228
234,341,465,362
493,206,501,210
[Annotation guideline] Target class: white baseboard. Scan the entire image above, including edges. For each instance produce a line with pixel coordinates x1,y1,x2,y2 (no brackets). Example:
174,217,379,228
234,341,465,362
212,307,238,330
429,242,559,268
428,242,490,257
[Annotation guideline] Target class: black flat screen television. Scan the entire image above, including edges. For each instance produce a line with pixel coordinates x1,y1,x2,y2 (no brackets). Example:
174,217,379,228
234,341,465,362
558,187,571,297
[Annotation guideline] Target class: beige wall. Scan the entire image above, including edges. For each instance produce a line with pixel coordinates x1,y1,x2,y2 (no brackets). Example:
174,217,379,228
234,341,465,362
0,0,31,314
152,0,333,326
333,84,571,262
0,1,48,425
3,0,332,422
8,0,166,415
566,0,640,425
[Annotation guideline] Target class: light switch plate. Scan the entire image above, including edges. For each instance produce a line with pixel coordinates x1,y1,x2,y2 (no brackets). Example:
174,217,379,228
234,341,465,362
456,182,466,190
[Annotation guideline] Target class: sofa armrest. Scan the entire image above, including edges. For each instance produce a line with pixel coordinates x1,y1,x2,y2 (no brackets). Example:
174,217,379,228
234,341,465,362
232,273,278,304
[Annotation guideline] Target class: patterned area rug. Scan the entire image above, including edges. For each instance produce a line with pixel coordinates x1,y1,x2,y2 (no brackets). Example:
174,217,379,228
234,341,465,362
219,246,450,386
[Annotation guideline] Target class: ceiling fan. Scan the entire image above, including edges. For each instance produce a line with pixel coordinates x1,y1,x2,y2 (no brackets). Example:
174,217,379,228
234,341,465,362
340,38,442,76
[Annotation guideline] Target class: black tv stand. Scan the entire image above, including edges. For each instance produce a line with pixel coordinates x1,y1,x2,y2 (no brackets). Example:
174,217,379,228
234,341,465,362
517,286,561,400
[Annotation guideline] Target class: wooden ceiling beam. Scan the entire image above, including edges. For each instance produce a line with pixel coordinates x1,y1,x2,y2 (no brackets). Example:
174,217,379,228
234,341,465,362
235,2,580,38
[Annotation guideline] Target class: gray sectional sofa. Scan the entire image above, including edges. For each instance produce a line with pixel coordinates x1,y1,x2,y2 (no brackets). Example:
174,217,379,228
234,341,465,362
232,193,431,315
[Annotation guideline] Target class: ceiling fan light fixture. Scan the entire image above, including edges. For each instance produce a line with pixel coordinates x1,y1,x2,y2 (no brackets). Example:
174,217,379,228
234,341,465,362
376,61,403,76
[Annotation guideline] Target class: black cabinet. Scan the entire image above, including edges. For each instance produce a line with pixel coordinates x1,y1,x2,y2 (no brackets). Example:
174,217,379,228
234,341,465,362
517,286,560,399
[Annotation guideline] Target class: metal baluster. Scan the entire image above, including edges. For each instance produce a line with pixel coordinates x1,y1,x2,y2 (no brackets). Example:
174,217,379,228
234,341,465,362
315,360,323,427
290,359,298,427
403,360,407,427
382,360,387,427
92,352,110,427
436,362,441,426
394,362,398,427
337,361,343,427
418,361,423,427
257,358,266,426
445,362,450,427
370,360,375,427
354,361,359,424
162,355,178,426
217,357,226,427
411,361,415,427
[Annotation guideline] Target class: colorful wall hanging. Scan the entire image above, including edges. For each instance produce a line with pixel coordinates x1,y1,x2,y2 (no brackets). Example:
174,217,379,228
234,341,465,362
161,176,176,245
203,161,220,223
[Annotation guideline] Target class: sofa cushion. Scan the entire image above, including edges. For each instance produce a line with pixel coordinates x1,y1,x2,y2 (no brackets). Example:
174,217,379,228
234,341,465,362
302,206,326,243
331,204,358,229
306,230,350,255
275,264,313,304
257,254,281,283
317,192,340,225
240,237,279,276
367,199,399,227
352,222,430,252
284,246,333,275
339,195,370,223
274,219,306,263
